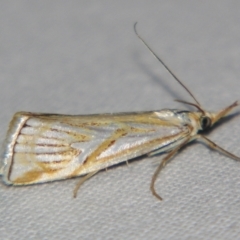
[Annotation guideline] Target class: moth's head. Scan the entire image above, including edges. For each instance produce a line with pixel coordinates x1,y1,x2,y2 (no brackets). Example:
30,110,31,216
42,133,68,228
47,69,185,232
176,99,239,131
196,101,239,131
198,113,213,131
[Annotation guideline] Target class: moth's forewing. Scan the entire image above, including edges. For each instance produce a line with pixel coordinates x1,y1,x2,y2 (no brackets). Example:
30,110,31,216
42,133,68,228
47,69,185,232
1,111,190,185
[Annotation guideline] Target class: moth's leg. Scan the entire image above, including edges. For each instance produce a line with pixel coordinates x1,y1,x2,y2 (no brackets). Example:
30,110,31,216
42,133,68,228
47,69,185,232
151,137,191,201
73,171,99,198
196,135,240,161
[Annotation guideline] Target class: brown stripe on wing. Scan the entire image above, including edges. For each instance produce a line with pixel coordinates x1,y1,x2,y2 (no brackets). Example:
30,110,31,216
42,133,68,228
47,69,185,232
11,149,81,184
70,127,189,177
10,118,85,184
68,124,165,177
69,127,129,177
96,131,189,163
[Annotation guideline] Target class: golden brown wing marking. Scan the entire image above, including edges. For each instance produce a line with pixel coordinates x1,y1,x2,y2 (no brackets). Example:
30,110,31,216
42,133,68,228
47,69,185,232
10,119,83,184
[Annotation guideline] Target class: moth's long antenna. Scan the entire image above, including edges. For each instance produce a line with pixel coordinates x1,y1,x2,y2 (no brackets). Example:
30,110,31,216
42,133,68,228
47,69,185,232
134,22,201,107
175,99,205,114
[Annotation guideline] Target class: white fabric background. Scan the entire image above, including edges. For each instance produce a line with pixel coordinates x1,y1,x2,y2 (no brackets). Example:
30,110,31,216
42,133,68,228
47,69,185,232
0,1,240,240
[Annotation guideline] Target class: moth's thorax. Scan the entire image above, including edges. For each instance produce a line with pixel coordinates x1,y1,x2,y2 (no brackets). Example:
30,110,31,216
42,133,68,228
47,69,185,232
154,109,204,134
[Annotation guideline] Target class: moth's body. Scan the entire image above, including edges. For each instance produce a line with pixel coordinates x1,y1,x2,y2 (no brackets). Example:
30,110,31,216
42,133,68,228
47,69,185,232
0,24,239,200
1,109,203,185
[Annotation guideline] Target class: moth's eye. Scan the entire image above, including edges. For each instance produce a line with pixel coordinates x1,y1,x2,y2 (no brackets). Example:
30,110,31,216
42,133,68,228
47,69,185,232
200,116,212,130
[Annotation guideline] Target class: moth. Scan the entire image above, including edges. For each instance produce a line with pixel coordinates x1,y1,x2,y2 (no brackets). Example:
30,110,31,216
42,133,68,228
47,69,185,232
0,24,239,200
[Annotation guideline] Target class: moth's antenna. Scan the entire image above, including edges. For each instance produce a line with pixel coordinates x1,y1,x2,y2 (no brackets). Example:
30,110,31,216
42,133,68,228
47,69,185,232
175,99,205,114
134,22,201,107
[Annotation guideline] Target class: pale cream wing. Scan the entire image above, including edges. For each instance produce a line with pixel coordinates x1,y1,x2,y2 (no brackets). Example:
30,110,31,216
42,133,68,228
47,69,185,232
1,111,190,185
